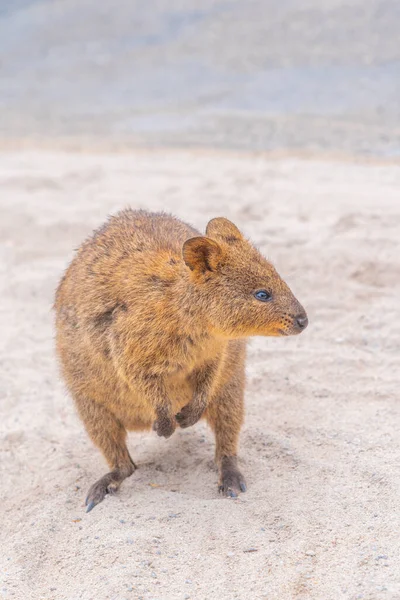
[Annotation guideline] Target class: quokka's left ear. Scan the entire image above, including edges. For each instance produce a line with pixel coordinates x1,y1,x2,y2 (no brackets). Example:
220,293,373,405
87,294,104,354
182,236,224,274
206,217,243,243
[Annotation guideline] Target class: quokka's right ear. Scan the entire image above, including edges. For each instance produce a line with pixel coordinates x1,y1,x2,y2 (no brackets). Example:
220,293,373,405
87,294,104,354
182,237,224,274
206,217,243,243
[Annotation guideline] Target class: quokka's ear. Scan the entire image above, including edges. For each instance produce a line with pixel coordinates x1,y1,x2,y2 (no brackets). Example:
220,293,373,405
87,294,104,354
206,217,243,243
182,236,224,273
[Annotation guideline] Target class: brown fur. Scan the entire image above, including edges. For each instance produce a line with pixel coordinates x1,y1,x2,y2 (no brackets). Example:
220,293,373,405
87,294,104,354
54,210,307,510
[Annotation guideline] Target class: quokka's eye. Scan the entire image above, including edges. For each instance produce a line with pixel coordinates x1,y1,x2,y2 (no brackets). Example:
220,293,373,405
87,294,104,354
254,289,272,302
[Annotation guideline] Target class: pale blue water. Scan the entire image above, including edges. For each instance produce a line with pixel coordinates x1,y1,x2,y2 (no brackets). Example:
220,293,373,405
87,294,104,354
0,0,399,156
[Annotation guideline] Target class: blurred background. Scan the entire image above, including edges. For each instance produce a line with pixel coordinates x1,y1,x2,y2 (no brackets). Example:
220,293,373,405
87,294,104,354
1,0,399,156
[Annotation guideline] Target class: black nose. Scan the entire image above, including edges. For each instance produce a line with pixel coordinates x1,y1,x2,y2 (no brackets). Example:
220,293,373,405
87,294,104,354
296,314,308,330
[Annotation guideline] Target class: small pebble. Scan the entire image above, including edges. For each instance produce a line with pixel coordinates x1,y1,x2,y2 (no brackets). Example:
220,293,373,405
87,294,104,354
243,548,258,553
151,572,157,578
305,550,316,556
184,595,190,599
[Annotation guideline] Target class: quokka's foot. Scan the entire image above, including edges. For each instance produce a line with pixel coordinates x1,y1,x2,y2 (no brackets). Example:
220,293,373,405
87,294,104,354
218,456,247,498
85,464,135,512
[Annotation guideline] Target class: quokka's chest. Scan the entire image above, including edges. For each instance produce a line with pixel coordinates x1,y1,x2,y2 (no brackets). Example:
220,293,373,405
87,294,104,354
164,334,225,375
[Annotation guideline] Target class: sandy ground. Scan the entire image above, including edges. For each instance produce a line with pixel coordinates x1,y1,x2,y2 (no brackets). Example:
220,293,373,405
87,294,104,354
1,149,400,600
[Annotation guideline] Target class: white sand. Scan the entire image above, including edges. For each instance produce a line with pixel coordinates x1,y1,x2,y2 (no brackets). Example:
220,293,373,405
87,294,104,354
1,149,399,600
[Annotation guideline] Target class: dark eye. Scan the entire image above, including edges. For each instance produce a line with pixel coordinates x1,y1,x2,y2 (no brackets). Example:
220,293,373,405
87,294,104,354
254,289,272,302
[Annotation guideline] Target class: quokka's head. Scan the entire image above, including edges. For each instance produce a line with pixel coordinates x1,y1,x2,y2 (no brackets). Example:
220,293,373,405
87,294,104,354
183,217,308,338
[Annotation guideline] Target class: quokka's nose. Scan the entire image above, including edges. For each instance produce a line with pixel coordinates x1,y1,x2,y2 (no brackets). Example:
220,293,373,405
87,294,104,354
295,314,308,330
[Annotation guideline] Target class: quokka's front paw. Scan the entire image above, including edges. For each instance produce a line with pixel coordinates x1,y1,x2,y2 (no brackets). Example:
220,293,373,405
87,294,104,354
153,416,176,438
175,403,204,428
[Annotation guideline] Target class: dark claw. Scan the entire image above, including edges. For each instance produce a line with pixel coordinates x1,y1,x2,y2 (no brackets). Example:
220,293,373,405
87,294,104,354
86,501,96,513
240,482,247,493
218,485,238,498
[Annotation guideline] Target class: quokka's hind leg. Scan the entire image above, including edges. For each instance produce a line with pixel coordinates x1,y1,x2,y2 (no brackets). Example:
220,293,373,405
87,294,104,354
74,395,136,512
204,369,246,498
